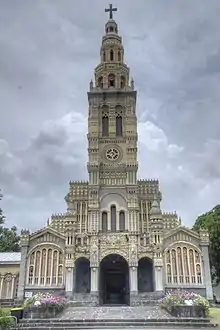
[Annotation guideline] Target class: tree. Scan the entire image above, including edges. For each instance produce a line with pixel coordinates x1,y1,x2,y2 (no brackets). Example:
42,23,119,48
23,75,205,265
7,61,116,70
192,204,220,284
0,190,20,252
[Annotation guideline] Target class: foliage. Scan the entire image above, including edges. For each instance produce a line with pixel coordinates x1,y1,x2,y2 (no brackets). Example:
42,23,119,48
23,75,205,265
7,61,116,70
23,292,67,311
209,308,220,326
192,205,220,284
159,290,210,316
0,308,15,329
0,190,20,252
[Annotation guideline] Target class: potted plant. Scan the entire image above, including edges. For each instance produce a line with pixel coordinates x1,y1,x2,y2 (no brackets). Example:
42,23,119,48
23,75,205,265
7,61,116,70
23,292,67,319
159,289,210,317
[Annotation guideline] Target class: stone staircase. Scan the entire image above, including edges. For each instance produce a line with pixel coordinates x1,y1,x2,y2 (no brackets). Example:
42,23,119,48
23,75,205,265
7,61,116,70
130,291,164,306
69,292,163,307
12,306,216,329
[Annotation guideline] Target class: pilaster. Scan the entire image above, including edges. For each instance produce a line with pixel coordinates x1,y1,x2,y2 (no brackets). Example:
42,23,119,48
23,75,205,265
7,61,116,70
153,258,163,292
129,266,138,292
199,229,213,300
201,243,213,300
90,267,99,292
65,267,74,298
17,229,29,300
90,235,99,293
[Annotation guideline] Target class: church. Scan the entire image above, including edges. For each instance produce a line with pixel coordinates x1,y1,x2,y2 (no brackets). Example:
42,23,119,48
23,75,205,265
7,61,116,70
0,5,213,306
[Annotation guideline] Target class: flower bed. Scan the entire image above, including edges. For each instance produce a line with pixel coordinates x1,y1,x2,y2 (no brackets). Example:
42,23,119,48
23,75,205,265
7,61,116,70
23,293,67,319
159,290,210,317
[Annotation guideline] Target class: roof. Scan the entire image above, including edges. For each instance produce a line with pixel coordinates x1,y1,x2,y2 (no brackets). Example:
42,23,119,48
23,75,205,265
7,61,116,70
0,252,21,264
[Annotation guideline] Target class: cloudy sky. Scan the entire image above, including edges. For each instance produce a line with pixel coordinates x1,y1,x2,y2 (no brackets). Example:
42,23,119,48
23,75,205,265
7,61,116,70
0,0,220,231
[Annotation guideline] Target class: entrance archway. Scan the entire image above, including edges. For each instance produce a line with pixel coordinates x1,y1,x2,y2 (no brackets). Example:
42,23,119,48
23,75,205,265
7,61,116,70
99,254,129,305
75,257,90,293
138,257,154,292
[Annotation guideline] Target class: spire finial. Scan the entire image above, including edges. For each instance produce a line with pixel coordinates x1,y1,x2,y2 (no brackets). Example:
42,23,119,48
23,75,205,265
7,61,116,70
105,4,117,20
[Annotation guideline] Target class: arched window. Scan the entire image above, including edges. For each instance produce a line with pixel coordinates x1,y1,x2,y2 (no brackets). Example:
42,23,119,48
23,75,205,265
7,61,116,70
98,76,103,88
120,76,126,88
103,52,106,62
116,115,123,136
110,26,114,32
165,245,203,285
110,205,116,232
119,211,125,231
102,115,109,136
118,51,121,62
27,248,64,286
102,212,108,232
110,49,114,61
108,74,115,87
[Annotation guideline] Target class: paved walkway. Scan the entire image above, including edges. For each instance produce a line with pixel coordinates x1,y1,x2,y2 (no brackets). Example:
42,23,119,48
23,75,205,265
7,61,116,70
61,306,171,320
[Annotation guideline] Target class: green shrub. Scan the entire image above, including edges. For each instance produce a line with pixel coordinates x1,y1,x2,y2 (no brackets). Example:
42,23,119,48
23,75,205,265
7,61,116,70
0,308,15,329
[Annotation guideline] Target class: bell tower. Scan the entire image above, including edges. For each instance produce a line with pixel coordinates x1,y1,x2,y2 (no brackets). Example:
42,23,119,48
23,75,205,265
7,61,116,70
87,5,138,187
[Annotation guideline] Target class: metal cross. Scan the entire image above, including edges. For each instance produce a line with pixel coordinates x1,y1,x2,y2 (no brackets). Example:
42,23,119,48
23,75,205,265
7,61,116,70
105,4,117,20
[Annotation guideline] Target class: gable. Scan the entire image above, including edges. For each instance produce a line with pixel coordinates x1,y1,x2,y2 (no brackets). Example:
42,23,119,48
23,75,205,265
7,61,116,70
163,226,200,249
29,227,66,244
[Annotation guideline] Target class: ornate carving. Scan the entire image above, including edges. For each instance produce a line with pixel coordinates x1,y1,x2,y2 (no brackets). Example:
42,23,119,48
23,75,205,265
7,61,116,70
129,235,138,266
101,234,128,246
100,249,128,262
90,236,99,267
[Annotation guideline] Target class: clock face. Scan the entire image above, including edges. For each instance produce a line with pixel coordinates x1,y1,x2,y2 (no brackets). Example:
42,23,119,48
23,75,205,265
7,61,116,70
106,147,120,161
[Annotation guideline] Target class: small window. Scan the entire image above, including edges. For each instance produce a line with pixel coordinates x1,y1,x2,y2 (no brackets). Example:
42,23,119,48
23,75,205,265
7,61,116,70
103,52,106,62
111,205,116,232
120,76,125,88
110,26,114,32
102,212,108,232
118,51,121,61
98,76,103,88
110,50,114,61
116,115,123,136
119,211,125,231
102,116,109,136
108,74,115,87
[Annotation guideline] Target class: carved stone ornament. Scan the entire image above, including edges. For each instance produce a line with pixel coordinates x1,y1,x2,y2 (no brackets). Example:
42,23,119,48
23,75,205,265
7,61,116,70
101,234,127,246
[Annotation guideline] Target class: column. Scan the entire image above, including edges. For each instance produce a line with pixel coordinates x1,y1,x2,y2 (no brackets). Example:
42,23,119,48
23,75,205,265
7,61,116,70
154,259,163,292
0,275,3,298
90,267,98,292
65,267,74,298
201,244,213,300
11,275,16,299
129,266,138,292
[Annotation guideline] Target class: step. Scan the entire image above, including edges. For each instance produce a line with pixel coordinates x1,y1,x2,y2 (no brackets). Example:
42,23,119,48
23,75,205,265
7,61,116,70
12,322,216,330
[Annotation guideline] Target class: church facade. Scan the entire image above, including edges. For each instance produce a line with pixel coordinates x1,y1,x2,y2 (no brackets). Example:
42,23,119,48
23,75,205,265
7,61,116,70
0,6,213,305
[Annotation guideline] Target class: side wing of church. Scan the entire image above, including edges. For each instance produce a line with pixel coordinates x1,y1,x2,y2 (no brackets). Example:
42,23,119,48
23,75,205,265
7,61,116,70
0,5,213,305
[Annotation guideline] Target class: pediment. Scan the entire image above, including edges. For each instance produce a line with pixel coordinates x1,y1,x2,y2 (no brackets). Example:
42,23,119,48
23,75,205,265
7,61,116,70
29,226,66,244
164,225,200,241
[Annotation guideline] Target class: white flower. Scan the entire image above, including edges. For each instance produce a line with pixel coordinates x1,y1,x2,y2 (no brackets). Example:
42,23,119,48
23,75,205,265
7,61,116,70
184,300,194,305
34,300,41,306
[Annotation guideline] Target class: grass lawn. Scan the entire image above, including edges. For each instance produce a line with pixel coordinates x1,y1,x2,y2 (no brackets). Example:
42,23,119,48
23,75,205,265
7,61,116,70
209,308,220,327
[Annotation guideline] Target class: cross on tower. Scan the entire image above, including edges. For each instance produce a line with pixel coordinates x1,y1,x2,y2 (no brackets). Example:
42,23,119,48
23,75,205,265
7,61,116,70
105,4,117,20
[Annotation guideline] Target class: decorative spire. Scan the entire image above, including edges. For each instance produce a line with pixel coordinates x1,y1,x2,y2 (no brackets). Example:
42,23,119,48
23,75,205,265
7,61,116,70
150,199,162,216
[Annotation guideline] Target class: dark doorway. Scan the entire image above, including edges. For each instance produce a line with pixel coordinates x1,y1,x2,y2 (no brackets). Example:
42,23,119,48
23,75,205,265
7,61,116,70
138,257,154,292
75,257,90,293
99,254,129,305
